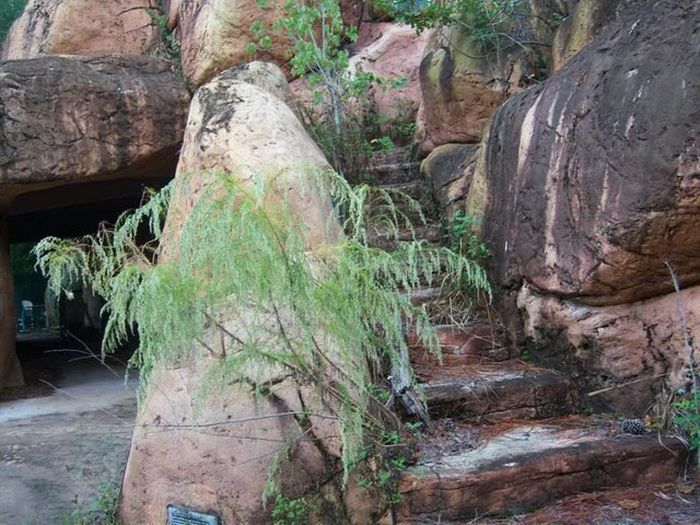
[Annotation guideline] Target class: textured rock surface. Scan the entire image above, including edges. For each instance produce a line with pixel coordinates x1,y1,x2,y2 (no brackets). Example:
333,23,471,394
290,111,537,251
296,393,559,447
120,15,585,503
415,24,540,155
165,0,292,87
1,0,159,60
120,367,333,524
0,55,190,202
519,283,700,413
468,0,700,306
420,143,478,219
464,0,700,411
161,62,340,251
551,0,624,72
120,63,368,524
348,22,428,118
398,418,685,520
420,360,576,422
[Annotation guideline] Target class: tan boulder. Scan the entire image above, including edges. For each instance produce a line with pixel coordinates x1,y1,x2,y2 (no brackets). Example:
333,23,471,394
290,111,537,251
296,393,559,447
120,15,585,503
348,22,429,119
1,0,159,60
420,143,478,220
165,0,292,88
120,366,333,525
551,0,624,72
120,63,383,523
415,25,541,155
161,62,339,251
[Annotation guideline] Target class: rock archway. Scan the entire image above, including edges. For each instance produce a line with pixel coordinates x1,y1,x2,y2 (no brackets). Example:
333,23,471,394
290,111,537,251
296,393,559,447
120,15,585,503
0,54,190,388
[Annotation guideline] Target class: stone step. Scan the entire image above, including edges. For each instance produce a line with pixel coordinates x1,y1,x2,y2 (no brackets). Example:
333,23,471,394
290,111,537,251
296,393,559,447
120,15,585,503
408,322,510,366
397,417,687,521
369,180,438,220
367,225,444,250
367,161,422,186
418,361,577,422
367,147,421,185
404,287,443,306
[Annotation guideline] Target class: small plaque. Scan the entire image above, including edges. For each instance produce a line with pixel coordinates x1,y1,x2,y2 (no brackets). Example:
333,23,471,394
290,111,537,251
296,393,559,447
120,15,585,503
167,505,221,525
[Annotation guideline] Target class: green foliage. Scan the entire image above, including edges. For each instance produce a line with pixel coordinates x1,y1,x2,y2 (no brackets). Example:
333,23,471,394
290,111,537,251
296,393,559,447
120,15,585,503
376,0,564,60
34,170,490,488
0,0,26,42
147,2,182,78
674,391,700,451
10,242,37,291
251,0,415,182
271,495,308,525
447,210,489,261
59,481,120,525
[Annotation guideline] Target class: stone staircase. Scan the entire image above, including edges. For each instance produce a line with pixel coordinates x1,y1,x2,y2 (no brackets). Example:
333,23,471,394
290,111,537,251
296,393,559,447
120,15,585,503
366,149,688,523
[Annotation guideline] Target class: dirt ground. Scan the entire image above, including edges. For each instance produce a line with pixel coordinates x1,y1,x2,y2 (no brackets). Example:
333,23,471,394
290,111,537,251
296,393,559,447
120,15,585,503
0,345,137,525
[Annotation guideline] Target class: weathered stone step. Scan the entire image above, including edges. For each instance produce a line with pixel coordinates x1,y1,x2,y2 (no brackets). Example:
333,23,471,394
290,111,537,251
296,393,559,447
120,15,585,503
369,179,438,220
418,361,577,422
397,417,686,521
408,322,509,366
367,147,421,185
367,225,444,249
367,161,422,185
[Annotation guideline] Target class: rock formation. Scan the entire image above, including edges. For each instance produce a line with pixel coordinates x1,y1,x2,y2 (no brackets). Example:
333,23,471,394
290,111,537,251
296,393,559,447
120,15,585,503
0,54,189,388
1,0,159,60
119,62,376,524
419,143,478,219
551,0,625,72
0,55,189,197
348,22,429,118
464,0,700,410
414,0,574,156
163,0,293,88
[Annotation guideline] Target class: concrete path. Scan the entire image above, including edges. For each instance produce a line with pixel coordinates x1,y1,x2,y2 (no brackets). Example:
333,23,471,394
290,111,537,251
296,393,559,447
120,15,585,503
0,360,137,524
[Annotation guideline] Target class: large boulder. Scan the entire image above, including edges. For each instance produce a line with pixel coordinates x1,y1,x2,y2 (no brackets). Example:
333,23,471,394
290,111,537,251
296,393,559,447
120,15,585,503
465,0,700,410
0,55,188,389
415,1,573,155
0,55,189,202
119,63,376,524
164,0,292,88
1,0,159,60
420,143,478,220
348,22,429,119
551,0,625,72
415,25,540,155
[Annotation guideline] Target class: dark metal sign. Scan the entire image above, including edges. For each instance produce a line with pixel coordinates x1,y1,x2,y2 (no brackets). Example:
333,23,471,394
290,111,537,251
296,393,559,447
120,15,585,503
167,505,221,525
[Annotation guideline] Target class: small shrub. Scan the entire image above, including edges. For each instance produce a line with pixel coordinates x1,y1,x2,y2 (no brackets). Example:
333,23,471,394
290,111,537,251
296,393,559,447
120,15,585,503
271,495,308,525
674,391,700,451
147,2,182,79
34,171,491,494
447,210,489,262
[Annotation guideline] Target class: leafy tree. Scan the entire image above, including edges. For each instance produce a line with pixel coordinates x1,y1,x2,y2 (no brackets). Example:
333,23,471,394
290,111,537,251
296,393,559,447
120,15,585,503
375,0,565,62
250,0,410,183
34,171,490,483
0,0,27,42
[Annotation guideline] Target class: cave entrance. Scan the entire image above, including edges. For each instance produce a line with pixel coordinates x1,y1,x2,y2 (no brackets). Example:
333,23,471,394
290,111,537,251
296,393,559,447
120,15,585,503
0,176,170,400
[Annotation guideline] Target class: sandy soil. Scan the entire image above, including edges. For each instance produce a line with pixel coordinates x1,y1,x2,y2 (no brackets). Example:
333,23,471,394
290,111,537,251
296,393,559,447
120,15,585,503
0,357,137,524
